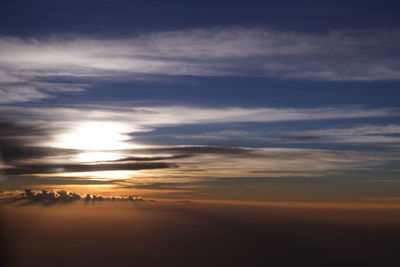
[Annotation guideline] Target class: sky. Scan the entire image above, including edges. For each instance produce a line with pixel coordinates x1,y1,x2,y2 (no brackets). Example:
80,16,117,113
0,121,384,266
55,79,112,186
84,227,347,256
1,0,400,202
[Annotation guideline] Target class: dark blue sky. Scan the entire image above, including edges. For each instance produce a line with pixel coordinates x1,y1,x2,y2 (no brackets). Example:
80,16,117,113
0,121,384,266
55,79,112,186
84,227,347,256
1,0,400,35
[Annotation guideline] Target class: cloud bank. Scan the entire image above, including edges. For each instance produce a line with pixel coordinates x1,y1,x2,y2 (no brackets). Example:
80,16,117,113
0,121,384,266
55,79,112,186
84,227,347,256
1,189,150,205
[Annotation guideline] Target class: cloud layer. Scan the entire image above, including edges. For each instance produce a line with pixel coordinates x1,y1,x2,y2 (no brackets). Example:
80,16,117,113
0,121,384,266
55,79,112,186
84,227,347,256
1,27,400,102
1,104,399,187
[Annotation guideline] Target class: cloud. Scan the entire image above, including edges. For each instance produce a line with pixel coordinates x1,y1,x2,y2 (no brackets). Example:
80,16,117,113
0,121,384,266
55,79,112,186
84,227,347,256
176,124,400,146
0,120,76,164
1,105,398,130
112,154,192,162
1,105,397,159
289,124,400,144
0,189,151,204
118,146,393,182
1,106,399,183
1,28,400,102
300,124,400,136
6,162,175,175
139,146,255,156
0,86,50,103
1,107,399,189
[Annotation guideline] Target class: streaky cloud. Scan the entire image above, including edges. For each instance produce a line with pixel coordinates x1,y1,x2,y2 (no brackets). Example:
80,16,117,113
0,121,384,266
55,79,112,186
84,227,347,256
1,105,398,129
5,162,175,175
1,28,400,103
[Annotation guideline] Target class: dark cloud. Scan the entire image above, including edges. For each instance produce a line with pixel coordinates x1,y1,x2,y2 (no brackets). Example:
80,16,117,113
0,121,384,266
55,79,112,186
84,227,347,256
1,145,76,164
132,145,330,161
0,120,76,164
124,146,258,160
5,162,175,175
0,121,48,138
0,119,255,168
143,146,253,155
113,154,191,162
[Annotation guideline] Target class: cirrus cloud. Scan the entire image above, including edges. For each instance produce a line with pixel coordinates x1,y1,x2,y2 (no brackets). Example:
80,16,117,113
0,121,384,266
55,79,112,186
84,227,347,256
1,27,400,103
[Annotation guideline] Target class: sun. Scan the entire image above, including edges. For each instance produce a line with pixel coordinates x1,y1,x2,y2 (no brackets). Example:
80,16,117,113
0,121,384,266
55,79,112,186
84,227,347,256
54,121,134,151
51,121,142,163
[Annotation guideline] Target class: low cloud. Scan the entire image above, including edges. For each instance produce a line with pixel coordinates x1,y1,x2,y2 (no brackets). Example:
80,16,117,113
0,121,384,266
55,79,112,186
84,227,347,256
1,189,152,205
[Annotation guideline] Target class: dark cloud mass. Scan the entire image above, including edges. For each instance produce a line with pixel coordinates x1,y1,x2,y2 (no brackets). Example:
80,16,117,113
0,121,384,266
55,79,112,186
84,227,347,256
0,120,75,164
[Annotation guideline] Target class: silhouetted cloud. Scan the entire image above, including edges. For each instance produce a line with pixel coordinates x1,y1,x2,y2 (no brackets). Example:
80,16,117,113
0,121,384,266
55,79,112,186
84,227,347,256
112,154,191,162
1,189,153,205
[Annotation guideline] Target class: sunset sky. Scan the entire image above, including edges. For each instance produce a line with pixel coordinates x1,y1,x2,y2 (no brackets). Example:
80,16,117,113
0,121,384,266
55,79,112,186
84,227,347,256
1,0,400,203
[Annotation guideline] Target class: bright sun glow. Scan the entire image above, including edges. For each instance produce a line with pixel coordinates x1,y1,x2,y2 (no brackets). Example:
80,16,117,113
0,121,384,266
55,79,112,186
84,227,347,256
50,121,146,163
54,121,134,151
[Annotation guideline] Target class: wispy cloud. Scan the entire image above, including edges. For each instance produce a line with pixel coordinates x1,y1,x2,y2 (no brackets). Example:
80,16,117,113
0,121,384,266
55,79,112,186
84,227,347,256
179,124,400,146
290,124,400,144
1,105,398,130
1,28,400,102
5,162,174,175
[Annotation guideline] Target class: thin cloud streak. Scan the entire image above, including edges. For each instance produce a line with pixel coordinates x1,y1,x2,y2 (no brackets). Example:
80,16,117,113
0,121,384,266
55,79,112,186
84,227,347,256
178,124,400,145
1,105,398,130
290,124,400,144
5,162,175,175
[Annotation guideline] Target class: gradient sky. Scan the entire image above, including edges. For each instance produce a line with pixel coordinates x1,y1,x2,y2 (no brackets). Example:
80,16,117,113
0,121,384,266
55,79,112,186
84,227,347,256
1,0,400,202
